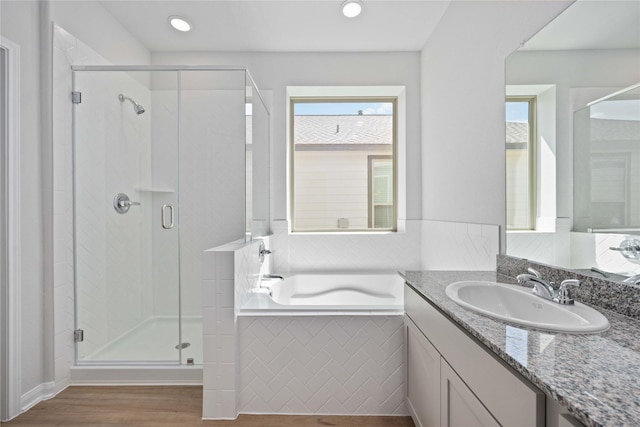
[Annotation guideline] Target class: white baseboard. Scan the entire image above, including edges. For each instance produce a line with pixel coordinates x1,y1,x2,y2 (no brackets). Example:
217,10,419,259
21,381,56,412
406,398,423,427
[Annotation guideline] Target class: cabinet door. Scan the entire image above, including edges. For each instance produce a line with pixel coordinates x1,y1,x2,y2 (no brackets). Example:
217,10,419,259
406,316,440,427
441,359,499,427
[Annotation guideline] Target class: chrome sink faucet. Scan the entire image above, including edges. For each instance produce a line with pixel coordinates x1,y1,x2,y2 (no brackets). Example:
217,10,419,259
517,268,555,300
516,268,581,305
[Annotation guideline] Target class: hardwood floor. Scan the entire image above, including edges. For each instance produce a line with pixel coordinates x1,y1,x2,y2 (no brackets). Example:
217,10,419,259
2,386,416,427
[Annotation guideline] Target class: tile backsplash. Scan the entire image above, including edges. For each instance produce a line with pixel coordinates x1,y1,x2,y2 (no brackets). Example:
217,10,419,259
422,220,500,271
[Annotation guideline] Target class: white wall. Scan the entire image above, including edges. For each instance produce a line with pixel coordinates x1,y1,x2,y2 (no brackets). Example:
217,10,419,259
153,51,423,272
0,0,46,402
50,1,150,67
421,0,572,227
419,0,572,267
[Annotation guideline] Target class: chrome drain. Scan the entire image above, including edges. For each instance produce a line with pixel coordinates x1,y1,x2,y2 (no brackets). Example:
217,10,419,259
175,342,191,350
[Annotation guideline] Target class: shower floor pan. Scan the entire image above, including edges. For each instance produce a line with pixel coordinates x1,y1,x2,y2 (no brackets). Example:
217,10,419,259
71,316,202,385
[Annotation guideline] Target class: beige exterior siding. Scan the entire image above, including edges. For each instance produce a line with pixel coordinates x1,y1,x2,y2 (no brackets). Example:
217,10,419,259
294,150,378,230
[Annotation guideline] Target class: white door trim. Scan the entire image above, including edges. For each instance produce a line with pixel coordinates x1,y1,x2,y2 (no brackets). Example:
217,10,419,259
0,36,22,422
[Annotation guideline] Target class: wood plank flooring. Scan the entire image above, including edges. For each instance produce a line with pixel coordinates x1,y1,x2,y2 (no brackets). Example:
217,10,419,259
2,386,416,427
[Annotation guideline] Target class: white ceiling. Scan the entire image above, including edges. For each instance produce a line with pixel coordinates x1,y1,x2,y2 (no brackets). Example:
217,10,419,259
521,0,640,51
99,0,452,53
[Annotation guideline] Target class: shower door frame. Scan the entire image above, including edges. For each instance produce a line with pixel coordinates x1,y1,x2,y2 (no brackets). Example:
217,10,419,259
70,65,266,367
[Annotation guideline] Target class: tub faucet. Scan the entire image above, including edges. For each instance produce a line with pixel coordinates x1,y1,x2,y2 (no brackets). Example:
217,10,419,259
262,274,284,280
622,274,640,285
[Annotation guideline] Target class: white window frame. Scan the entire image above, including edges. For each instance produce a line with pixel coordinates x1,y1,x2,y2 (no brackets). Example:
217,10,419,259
506,96,537,231
286,86,406,234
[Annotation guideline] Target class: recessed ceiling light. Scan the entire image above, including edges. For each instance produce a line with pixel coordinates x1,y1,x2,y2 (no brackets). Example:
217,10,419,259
169,16,192,32
341,0,363,18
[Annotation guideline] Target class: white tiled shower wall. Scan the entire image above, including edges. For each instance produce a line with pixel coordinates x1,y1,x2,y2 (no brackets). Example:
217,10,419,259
53,24,248,387
73,57,154,360
52,25,112,391
150,86,246,317
54,24,156,375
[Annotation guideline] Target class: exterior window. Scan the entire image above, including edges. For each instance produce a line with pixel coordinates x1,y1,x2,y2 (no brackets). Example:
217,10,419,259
506,97,536,230
290,98,397,232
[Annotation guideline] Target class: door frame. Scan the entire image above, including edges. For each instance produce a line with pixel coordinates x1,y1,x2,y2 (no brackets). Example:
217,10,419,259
0,36,23,421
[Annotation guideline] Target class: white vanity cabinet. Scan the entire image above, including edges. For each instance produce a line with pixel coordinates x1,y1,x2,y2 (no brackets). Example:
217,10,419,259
440,358,500,427
406,317,441,427
405,284,545,427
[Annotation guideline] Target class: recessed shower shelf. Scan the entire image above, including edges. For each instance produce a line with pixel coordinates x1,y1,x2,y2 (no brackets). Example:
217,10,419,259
135,188,175,193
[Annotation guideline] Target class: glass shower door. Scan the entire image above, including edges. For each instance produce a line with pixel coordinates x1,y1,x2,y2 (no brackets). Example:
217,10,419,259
73,70,181,364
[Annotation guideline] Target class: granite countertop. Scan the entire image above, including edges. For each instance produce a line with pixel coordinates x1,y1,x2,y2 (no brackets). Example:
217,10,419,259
400,270,640,427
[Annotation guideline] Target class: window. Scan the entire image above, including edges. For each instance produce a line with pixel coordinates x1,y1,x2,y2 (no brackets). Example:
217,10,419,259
290,97,397,232
506,97,536,230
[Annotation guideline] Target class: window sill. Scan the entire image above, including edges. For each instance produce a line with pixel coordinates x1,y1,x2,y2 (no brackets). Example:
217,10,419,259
290,230,399,236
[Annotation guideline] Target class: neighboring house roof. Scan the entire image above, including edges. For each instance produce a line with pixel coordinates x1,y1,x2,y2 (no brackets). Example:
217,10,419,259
290,117,535,146
294,115,392,145
506,121,529,144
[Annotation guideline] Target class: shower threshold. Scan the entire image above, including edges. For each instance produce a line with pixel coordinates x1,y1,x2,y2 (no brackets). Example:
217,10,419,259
70,364,202,385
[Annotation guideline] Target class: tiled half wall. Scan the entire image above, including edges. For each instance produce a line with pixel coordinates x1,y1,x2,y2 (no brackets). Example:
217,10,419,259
237,315,407,416
202,238,407,418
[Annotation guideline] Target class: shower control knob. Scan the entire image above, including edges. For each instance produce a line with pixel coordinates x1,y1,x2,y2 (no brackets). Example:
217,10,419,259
113,193,140,214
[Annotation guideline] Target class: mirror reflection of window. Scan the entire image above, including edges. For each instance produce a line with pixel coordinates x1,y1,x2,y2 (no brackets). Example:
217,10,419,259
506,97,536,230
575,91,640,232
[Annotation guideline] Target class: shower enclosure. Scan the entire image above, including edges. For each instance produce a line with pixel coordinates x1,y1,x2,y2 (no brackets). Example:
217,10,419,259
71,66,269,369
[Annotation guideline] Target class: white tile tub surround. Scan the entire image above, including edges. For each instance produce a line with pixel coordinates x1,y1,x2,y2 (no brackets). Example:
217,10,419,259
269,219,422,274
202,239,263,420
237,316,407,416
421,220,500,271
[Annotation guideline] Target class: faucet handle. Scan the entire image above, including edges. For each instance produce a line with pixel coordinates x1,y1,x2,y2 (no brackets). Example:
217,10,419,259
554,279,580,305
560,279,580,288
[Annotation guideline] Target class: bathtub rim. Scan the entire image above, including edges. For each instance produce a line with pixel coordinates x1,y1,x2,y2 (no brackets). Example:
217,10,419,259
240,271,405,316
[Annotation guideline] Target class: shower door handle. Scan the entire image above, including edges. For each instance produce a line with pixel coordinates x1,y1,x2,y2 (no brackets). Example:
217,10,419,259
161,204,174,229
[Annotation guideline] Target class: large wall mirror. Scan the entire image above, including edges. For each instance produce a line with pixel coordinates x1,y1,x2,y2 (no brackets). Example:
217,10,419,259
505,0,640,283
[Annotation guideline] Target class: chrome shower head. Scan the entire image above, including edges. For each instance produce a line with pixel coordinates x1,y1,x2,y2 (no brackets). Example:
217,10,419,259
118,93,145,115
133,104,145,115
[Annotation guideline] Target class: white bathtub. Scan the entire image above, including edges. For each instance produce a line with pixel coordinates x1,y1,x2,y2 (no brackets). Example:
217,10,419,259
240,273,405,315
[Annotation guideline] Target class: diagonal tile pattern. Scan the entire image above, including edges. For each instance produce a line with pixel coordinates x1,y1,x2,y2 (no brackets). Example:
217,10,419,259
238,316,408,416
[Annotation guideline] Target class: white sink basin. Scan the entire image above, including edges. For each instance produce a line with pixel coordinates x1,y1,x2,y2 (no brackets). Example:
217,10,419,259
445,281,610,334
